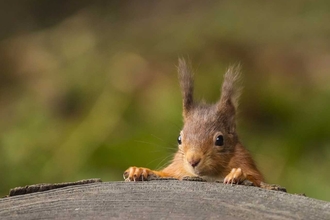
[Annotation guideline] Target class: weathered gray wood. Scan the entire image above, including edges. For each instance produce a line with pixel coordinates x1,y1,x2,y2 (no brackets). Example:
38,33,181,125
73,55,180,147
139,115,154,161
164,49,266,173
0,181,329,220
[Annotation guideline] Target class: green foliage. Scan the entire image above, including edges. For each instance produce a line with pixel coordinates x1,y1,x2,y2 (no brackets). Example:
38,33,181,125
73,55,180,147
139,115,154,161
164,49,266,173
0,1,329,201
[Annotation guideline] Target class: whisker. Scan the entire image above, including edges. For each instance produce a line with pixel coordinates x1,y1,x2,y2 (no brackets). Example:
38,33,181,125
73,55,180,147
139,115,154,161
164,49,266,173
134,140,175,150
156,157,175,170
156,153,176,167
145,153,175,168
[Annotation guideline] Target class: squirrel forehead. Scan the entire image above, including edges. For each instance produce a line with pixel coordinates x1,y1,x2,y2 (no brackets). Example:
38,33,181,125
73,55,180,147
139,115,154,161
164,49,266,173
182,104,227,136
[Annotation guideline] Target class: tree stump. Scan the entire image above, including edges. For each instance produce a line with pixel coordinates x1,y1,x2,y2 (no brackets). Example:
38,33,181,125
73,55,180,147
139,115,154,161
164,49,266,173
0,180,329,220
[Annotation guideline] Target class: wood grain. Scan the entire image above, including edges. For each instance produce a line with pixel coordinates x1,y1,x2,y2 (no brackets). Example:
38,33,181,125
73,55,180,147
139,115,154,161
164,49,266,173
0,180,329,220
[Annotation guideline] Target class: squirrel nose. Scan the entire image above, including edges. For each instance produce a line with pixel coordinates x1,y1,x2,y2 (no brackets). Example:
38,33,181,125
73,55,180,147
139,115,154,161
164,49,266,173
189,158,201,168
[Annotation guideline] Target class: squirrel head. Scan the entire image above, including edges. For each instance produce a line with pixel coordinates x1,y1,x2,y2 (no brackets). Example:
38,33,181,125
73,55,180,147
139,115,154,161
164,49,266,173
177,58,241,179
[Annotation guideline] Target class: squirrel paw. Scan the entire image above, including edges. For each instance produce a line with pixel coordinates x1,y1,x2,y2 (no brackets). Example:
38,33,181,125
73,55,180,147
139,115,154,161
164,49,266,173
224,168,246,185
123,166,157,181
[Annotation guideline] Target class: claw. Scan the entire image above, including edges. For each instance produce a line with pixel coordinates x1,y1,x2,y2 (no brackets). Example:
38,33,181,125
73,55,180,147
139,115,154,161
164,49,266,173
123,166,156,182
123,172,128,180
224,168,246,185
123,171,130,181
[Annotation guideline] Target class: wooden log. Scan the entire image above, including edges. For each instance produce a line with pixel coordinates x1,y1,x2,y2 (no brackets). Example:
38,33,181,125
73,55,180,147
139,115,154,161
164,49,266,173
0,180,329,220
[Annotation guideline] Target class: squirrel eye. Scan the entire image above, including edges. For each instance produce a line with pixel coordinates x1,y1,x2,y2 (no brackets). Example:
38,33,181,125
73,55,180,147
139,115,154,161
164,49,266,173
215,135,224,146
177,135,182,145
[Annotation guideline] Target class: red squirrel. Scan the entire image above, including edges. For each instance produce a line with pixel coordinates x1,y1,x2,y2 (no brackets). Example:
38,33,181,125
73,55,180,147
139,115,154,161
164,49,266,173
124,58,264,186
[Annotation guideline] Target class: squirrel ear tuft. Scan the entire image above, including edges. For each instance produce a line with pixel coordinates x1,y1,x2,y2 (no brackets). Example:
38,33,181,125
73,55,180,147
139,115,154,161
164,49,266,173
218,64,241,133
178,58,194,117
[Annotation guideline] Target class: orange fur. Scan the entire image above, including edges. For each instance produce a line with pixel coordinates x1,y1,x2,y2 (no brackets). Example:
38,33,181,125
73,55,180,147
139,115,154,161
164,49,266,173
124,59,264,186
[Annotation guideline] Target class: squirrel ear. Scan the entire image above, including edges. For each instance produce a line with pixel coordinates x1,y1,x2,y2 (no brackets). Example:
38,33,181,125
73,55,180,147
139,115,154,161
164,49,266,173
178,58,194,117
217,65,241,134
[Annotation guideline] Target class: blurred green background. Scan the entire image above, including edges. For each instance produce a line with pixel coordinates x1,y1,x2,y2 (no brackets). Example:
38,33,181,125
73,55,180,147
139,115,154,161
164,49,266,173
1,1,330,201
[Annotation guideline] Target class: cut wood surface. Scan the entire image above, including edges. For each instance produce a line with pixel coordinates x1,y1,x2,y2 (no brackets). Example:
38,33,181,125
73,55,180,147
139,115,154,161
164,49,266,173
0,180,329,220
